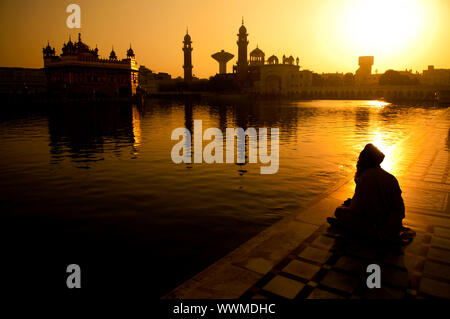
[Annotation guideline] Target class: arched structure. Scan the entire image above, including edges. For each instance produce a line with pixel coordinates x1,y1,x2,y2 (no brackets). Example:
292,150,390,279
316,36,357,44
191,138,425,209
267,55,278,65
249,46,265,66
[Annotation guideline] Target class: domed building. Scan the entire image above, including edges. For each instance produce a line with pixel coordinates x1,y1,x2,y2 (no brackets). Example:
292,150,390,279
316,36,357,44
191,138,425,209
43,33,139,97
61,37,74,56
60,34,99,58
229,21,312,95
218,20,313,95
109,47,117,60
249,46,265,66
127,45,135,58
251,53,312,95
43,42,56,58
282,55,295,65
267,55,279,65
226,20,313,94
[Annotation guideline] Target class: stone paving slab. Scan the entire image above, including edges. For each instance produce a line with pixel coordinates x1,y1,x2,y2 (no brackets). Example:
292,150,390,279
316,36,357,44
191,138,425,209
165,107,450,299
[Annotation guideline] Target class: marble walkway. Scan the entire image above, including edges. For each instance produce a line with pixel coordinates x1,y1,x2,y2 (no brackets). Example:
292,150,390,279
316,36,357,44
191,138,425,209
165,107,450,299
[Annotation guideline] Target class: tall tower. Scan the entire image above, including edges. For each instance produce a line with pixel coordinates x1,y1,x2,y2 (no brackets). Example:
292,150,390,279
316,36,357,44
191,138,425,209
183,30,193,82
355,56,374,85
236,18,249,80
212,50,234,74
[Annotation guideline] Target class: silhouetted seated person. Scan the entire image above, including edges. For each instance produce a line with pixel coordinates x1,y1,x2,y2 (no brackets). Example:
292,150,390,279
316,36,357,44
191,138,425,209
328,143,413,244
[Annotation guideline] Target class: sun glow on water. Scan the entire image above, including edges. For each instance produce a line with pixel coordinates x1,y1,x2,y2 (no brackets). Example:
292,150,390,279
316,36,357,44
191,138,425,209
372,131,395,172
366,100,390,108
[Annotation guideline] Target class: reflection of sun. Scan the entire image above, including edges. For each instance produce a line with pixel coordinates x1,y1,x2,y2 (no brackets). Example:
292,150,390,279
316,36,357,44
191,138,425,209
132,106,142,151
372,131,395,172
366,100,390,108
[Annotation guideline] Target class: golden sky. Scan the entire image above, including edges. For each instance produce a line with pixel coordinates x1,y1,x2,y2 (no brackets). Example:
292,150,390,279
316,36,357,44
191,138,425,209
0,0,449,78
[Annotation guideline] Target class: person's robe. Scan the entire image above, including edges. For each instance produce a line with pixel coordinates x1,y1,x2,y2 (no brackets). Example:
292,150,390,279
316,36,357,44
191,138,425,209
350,166,405,239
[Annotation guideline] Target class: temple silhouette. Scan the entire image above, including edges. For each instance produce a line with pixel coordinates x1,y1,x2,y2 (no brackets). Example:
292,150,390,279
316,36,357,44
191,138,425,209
42,33,138,97
0,19,448,103
206,19,313,95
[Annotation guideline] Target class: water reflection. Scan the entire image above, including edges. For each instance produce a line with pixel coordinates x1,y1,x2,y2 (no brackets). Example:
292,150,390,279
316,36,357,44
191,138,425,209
372,130,395,173
44,99,443,190
355,107,370,138
42,100,445,208
132,105,142,153
48,104,140,167
447,128,450,151
1,99,446,296
367,100,390,108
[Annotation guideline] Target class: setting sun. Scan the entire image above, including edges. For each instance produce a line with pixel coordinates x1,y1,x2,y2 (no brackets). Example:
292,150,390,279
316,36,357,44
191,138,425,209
335,0,432,70
341,0,426,56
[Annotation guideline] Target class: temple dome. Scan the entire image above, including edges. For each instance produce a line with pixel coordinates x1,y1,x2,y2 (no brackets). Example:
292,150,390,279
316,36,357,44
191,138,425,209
75,33,90,52
267,55,279,64
127,45,135,57
109,47,117,60
67,37,74,48
250,47,264,57
282,55,295,65
42,42,55,57
249,46,265,65
239,24,247,34
184,33,191,42
287,55,294,64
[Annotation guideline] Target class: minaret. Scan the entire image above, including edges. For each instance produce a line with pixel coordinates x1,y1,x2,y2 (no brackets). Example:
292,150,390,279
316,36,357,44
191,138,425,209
236,18,249,80
183,29,193,82
42,41,55,58
127,44,135,59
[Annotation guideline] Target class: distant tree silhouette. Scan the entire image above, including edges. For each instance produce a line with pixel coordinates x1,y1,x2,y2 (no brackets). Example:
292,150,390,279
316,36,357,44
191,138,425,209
323,75,342,86
379,70,419,86
312,73,354,87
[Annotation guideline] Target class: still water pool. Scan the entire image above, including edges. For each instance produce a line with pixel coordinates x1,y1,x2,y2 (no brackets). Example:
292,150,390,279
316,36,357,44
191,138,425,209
0,99,445,295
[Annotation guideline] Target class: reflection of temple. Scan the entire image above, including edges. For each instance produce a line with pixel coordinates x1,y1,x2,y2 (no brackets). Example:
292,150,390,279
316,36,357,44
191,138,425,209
43,34,139,97
205,99,301,137
222,21,312,94
132,105,142,151
48,103,140,167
